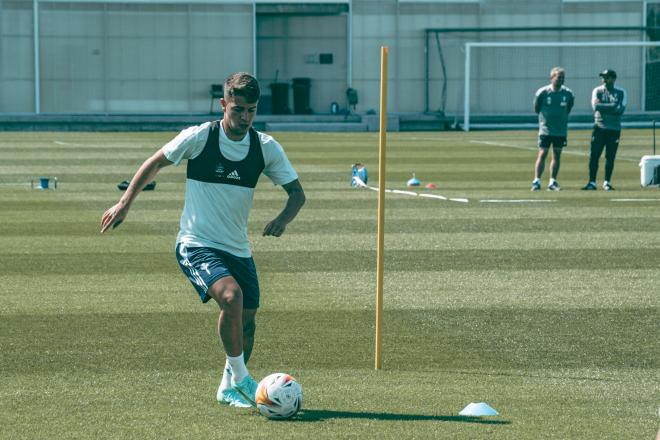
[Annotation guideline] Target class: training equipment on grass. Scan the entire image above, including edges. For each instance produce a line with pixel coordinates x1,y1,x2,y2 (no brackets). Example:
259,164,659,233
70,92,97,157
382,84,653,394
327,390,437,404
459,402,499,416
407,173,421,187
30,176,57,190
425,183,437,189
351,163,368,187
117,180,157,191
639,156,660,187
639,121,660,187
255,373,303,420
353,175,468,203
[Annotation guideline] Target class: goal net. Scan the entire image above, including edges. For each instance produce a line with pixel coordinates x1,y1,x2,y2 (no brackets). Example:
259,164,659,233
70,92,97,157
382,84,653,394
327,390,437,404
462,41,660,131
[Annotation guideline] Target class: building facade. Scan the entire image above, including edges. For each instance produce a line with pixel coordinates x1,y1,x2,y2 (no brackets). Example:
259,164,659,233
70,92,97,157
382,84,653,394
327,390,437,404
1,0,658,116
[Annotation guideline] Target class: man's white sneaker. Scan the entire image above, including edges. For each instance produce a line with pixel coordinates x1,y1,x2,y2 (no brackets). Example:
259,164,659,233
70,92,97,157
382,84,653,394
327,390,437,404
547,181,560,191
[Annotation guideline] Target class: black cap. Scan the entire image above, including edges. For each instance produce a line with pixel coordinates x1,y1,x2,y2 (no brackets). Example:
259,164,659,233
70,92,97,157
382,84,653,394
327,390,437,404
599,69,617,79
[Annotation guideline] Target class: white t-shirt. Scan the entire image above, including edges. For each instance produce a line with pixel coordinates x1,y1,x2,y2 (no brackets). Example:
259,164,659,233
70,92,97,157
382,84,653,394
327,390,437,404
162,121,298,257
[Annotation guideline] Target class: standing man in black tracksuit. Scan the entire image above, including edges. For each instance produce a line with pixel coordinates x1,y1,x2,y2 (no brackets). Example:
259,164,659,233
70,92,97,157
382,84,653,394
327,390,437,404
581,69,627,191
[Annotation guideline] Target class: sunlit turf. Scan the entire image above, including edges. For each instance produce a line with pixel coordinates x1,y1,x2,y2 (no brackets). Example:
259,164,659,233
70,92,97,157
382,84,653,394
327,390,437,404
0,129,658,439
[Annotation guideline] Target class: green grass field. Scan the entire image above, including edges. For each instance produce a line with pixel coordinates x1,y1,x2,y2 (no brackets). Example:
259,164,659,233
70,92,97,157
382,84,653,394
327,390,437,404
1,129,658,439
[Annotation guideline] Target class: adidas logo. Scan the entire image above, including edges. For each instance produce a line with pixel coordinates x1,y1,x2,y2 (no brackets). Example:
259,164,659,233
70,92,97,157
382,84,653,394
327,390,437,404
226,170,241,180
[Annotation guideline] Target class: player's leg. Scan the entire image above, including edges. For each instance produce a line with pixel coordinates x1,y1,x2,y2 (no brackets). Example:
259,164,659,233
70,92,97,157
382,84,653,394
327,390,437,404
602,130,620,190
243,308,257,363
547,138,565,191
215,309,252,408
175,245,243,355
206,277,257,405
583,127,605,189
208,277,244,357
220,310,257,386
222,252,261,406
534,148,549,179
532,136,550,190
174,244,254,407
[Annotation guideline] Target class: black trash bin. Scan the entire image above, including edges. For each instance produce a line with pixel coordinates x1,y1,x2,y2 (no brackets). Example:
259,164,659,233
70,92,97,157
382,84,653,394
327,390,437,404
292,77,312,114
270,82,290,115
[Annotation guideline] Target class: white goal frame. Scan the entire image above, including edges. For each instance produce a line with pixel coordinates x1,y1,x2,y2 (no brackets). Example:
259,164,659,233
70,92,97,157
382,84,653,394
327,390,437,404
463,41,660,131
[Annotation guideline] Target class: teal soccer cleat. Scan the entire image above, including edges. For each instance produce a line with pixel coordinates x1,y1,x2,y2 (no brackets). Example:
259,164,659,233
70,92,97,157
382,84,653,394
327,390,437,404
231,375,258,407
218,387,253,408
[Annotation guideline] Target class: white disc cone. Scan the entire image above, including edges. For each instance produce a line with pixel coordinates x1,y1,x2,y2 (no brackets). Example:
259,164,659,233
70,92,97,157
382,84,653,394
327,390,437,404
459,402,499,416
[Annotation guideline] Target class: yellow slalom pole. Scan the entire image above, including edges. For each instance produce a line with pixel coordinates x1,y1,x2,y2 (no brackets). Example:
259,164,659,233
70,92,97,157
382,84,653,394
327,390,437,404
375,46,388,370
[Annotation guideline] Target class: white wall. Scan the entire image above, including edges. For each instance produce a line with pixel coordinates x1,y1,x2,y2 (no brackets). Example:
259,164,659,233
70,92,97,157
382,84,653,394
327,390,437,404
1,0,35,112
0,0,651,115
37,2,253,113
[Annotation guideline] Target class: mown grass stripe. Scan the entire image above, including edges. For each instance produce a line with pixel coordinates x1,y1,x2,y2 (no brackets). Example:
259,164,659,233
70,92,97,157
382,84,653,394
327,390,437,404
1,308,656,374
2,217,659,236
2,248,659,275
4,231,660,253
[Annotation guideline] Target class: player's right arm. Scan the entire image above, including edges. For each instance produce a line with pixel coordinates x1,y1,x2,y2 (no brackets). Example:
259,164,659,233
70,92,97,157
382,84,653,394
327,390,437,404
533,89,544,114
101,150,173,233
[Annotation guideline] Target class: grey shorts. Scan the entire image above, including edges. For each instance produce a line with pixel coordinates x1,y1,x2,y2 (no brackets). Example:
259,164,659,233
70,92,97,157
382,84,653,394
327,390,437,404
175,243,260,309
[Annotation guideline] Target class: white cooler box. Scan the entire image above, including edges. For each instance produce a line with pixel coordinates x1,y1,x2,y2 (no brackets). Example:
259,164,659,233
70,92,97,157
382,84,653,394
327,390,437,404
639,155,660,187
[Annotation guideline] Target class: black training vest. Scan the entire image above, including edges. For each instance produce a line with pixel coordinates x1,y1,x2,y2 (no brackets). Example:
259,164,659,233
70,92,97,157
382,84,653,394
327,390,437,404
186,121,265,189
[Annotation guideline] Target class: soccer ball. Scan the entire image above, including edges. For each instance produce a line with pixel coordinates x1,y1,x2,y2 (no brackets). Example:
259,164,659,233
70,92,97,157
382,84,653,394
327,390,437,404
255,373,303,420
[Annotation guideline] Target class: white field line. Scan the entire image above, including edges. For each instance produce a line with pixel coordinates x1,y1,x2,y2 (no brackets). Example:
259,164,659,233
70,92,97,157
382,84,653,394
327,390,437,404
353,177,469,203
611,198,660,202
469,140,640,163
391,189,418,196
418,193,447,200
480,199,557,203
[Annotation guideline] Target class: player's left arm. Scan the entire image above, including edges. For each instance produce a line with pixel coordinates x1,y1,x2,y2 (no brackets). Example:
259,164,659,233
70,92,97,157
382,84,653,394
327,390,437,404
566,92,575,114
263,179,306,237
611,89,627,115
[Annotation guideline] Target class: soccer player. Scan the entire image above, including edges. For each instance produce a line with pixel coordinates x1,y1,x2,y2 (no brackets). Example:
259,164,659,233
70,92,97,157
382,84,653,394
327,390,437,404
100,72,305,407
581,69,627,191
531,67,574,191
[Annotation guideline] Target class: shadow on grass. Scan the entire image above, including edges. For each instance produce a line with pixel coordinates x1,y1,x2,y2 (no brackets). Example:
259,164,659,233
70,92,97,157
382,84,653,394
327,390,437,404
296,409,510,425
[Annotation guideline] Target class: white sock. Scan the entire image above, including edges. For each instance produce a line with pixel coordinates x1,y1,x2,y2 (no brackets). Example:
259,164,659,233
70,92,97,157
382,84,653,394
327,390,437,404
533,178,540,183
603,180,609,186
219,360,232,391
549,178,556,185
227,353,249,382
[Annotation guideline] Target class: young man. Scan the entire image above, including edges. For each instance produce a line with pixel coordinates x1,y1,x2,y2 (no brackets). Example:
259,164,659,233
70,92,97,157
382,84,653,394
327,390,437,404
531,67,574,191
100,72,305,407
581,69,627,191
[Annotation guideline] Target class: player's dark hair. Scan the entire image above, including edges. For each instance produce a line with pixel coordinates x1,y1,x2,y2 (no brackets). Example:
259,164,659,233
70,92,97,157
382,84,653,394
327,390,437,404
224,72,260,103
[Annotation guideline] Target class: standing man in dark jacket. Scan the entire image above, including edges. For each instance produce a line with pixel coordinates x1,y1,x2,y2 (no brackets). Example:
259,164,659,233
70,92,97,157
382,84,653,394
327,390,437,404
582,69,627,191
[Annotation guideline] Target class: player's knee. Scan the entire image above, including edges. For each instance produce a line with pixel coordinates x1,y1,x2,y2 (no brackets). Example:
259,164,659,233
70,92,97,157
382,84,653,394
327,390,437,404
211,281,243,309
